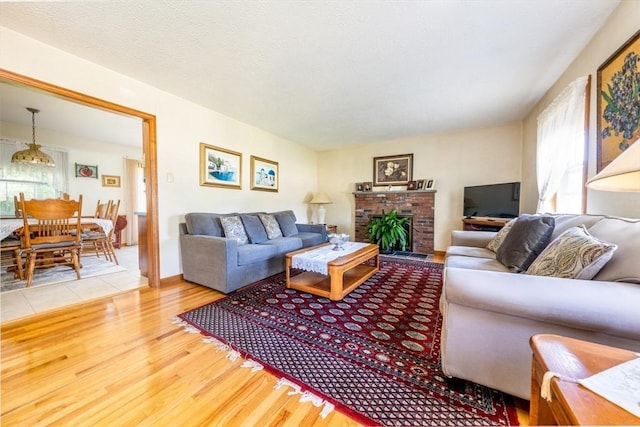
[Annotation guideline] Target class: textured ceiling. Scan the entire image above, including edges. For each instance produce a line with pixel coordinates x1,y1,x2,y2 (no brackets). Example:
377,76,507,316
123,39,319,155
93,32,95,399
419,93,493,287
0,0,620,150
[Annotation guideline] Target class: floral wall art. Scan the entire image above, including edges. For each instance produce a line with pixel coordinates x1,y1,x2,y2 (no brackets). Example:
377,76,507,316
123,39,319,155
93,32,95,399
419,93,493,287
597,30,640,172
373,153,413,186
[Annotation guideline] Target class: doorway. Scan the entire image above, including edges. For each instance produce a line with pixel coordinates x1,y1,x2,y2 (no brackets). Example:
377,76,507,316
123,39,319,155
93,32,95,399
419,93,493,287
0,68,160,287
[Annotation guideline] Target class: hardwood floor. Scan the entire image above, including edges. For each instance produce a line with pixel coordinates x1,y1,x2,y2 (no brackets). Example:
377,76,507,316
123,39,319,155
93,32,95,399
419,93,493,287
1,282,360,426
2,264,529,426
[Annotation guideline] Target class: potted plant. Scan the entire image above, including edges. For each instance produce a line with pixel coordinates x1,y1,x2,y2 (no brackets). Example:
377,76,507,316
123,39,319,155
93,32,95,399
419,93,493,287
367,209,409,253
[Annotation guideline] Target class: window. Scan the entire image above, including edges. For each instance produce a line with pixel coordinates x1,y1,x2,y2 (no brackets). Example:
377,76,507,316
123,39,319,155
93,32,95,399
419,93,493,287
0,139,69,216
536,76,589,214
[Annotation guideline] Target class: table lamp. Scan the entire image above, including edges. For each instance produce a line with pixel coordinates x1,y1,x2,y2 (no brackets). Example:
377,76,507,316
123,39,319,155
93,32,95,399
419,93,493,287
587,139,640,191
309,192,332,224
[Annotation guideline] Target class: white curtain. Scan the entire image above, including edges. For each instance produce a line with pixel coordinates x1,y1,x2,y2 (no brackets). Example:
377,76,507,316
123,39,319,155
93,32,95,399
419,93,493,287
536,76,588,213
123,157,143,245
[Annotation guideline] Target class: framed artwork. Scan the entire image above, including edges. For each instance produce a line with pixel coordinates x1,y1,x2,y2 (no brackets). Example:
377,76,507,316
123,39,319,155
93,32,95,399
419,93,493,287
75,163,98,178
363,181,372,192
426,179,436,189
250,155,279,192
199,143,242,189
101,175,121,187
416,179,426,190
597,30,640,172
355,182,364,192
373,153,413,186
407,180,417,190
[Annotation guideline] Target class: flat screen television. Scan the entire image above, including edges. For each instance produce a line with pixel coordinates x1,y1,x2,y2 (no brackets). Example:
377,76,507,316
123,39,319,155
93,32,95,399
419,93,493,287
463,182,520,219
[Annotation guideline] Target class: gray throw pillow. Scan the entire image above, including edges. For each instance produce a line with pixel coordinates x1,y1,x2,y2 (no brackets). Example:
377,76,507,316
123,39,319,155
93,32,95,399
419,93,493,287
274,212,298,237
496,214,555,273
240,214,268,243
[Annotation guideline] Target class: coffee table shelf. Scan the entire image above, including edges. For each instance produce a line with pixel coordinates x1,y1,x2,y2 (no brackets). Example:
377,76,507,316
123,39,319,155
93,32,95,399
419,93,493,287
285,243,379,301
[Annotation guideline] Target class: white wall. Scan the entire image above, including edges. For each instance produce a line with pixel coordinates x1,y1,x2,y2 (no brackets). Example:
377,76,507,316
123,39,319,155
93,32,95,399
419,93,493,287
317,123,523,251
1,120,140,217
522,1,640,218
0,26,319,278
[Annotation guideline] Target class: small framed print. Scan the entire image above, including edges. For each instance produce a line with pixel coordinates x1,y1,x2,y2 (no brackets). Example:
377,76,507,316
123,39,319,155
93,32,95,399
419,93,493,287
426,179,436,189
102,175,121,187
356,182,364,192
200,143,242,189
416,179,426,190
75,163,98,178
363,182,372,192
250,155,279,192
407,180,417,190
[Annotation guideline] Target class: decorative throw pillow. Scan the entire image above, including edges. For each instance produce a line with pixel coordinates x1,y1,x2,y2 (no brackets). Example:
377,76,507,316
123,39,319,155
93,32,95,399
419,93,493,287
486,219,515,252
240,214,268,244
219,216,249,245
495,214,555,273
274,212,298,237
526,225,617,279
259,214,283,239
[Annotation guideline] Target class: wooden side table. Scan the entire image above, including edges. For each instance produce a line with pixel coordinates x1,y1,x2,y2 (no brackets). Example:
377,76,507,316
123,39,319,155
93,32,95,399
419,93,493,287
529,334,639,425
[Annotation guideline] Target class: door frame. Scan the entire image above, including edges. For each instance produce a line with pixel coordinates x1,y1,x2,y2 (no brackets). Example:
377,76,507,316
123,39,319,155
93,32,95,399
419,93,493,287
0,68,160,288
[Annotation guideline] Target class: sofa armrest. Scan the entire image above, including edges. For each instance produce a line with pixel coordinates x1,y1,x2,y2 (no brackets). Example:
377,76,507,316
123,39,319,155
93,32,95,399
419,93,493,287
296,223,328,241
179,233,238,289
443,267,640,341
451,230,496,247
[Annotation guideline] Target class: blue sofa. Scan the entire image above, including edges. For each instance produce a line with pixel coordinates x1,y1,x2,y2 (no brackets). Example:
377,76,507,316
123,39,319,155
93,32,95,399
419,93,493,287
179,210,327,293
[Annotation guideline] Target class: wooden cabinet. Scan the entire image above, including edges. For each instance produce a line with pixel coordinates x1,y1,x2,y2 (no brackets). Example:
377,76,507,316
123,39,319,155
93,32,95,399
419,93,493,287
462,218,507,232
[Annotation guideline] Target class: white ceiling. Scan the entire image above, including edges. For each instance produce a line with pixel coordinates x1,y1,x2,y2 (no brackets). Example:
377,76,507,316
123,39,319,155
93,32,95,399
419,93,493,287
0,0,620,151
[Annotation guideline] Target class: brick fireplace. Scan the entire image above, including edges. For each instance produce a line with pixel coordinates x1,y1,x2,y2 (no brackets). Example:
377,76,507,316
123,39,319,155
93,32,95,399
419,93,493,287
354,190,435,254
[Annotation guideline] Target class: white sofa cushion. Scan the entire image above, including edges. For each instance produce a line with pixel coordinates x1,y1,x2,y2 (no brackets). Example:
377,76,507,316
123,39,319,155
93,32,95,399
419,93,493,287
446,245,496,259
526,225,617,279
588,217,640,283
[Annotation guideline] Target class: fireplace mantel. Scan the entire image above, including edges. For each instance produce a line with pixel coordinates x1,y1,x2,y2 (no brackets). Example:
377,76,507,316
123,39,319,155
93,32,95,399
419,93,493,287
354,190,435,254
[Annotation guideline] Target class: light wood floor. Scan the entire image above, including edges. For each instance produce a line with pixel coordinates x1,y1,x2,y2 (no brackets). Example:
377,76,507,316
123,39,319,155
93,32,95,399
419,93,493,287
2,268,530,426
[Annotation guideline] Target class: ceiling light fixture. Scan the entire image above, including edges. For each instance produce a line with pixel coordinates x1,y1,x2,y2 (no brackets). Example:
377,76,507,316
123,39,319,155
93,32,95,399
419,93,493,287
11,107,56,167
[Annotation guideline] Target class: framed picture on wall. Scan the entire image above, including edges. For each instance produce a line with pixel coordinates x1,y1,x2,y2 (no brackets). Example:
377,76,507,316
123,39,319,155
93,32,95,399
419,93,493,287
597,30,640,172
199,143,242,189
250,155,279,192
75,163,98,178
373,153,413,186
101,175,121,187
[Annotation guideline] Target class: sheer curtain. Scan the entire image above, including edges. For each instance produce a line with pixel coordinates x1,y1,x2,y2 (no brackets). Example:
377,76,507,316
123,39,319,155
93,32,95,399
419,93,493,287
536,76,588,213
123,157,143,245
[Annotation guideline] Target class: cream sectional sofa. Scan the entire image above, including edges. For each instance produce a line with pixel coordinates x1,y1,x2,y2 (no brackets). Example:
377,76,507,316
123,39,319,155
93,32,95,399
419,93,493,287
439,213,640,399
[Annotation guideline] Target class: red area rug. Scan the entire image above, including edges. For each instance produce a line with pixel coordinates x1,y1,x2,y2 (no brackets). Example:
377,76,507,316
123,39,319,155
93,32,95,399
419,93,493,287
177,258,519,426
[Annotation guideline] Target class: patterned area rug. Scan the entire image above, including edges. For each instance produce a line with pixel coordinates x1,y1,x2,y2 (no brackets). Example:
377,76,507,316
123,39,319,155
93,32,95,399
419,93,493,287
1,257,126,293
177,258,519,426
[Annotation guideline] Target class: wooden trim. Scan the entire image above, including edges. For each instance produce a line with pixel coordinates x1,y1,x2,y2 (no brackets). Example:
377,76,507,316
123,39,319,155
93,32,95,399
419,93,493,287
0,68,160,288
160,274,186,287
582,75,591,213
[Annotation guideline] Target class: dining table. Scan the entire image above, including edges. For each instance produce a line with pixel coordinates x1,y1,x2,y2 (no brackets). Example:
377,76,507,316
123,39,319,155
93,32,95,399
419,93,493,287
0,217,114,241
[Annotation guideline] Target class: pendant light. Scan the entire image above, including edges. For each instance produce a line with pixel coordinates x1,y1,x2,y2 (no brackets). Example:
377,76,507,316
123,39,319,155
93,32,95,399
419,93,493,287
11,107,56,167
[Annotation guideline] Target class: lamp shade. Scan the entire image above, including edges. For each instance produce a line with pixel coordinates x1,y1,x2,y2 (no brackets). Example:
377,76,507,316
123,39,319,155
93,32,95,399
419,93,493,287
309,192,332,204
587,140,640,192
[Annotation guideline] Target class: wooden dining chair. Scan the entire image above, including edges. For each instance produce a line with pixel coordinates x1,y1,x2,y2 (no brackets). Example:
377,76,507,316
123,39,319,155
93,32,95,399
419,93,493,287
18,193,83,287
1,235,24,280
82,199,121,264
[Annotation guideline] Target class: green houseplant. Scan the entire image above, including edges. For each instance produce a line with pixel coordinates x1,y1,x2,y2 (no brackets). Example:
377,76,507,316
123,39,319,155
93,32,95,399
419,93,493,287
367,209,409,253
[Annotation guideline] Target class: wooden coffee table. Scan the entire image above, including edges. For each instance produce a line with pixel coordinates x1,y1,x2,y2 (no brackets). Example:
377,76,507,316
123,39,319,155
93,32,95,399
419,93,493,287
285,243,379,301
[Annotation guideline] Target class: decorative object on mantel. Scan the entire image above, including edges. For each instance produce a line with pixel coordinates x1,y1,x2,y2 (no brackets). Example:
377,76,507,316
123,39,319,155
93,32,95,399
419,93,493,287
355,182,364,192
407,180,417,190
426,178,436,189
309,191,332,224
75,163,98,178
587,136,640,191
416,179,426,190
597,29,639,172
373,153,413,186
363,181,372,191
11,107,55,167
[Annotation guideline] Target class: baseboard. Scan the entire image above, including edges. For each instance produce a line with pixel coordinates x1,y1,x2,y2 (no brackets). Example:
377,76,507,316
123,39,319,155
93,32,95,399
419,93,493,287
434,250,446,258
160,274,184,286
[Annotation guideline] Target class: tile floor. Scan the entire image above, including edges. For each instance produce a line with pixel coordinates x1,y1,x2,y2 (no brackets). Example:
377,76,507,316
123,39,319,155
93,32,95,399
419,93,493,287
1,245,147,323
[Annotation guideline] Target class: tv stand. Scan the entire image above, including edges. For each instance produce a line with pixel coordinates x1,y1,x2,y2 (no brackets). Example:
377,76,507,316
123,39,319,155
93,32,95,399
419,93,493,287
462,218,507,232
